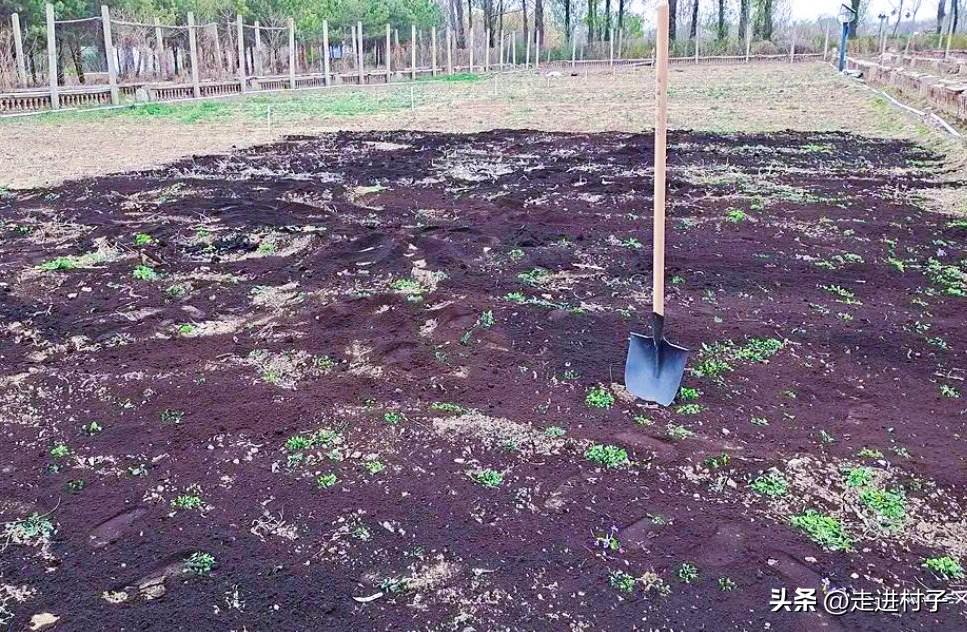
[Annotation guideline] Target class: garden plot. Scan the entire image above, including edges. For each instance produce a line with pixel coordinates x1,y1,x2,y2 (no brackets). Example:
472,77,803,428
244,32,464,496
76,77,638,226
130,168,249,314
0,129,964,631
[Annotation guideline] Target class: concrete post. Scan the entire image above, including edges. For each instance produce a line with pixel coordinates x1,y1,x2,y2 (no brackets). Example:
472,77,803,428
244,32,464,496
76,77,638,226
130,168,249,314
45,3,58,109
357,21,364,84
187,12,201,97
431,28,437,75
154,17,165,76
411,24,416,79
236,15,246,92
288,18,296,88
100,6,119,105
322,20,330,85
447,28,453,74
254,21,263,76
386,23,391,78
11,13,27,86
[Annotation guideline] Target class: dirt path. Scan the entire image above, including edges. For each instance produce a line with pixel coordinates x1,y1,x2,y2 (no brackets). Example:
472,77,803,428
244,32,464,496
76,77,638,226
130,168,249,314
1,129,964,630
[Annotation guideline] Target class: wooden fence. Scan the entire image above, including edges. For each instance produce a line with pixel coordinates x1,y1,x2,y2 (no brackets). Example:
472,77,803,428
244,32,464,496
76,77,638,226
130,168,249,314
1,4,825,116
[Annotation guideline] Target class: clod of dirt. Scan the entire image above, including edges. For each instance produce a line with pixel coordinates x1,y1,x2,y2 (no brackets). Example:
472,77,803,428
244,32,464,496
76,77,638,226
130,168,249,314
28,613,59,630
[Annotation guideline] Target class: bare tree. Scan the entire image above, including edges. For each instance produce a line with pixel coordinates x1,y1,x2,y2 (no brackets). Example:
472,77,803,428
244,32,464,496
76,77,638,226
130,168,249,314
586,0,595,43
564,0,572,38
535,0,544,39
892,0,905,36
738,0,749,40
717,0,727,40
937,0,947,34
689,0,699,40
669,0,678,41
453,0,466,47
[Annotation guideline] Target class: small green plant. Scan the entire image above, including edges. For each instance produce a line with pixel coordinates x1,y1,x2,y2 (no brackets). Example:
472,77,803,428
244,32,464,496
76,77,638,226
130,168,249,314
65,479,85,493
477,310,495,328
675,403,704,415
939,384,960,398
724,208,748,223
820,284,861,305
678,387,701,401
843,466,873,488
544,425,566,438
750,471,788,497
857,447,884,460
585,386,615,409
177,323,196,336
383,411,405,425
609,570,636,593
790,510,852,551
621,236,643,249
133,233,154,246
430,401,463,414
132,265,160,281
750,416,769,426
166,284,187,298
82,421,103,435
718,576,736,591
316,473,338,489
257,240,276,254
665,423,693,440
517,267,549,286
39,256,77,271
508,248,525,261
285,435,314,452
160,408,184,424
49,442,70,459
677,562,699,583
391,278,427,301
471,468,504,488
3,513,56,545
595,532,621,551
363,459,385,475
922,556,964,581
584,444,630,469
184,552,216,576
819,429,836,444
703,452,731,470
859,488,906,527
171,494,203,510
633,415,653,426
924,258,966,297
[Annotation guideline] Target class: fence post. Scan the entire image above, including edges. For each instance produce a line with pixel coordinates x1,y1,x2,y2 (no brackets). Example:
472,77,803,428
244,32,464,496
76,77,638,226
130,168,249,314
745,26,752,63
694,33,699,63
11,13,27,86
571,33,576,69
99,6,120,105
411,24,417,79
499,29,504,69
469,25,474,72
790,30,796,63
610,28,614,66
254,21,263,76
618,29,623,59
236,15,246,92
45,3,59,109
447,28,453,74
154,17,165,76
322,20,330,85
357,21,364,84
288,18,296,88
431,28,438,75
823,27,829,61
187,12,201,98
385,23,391,78
484,29,490,71
944,13,953,59
512,33,516,66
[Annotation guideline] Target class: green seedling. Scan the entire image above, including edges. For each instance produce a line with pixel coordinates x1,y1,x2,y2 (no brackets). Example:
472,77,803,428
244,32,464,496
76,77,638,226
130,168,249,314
857,447,884,460
430,402,463,414
750,471,788,497
471,468,504,488
609,570,636,593
939,384,960,398
677,562,699,583
678,387,701,401
363,459,385,475
820,284,861,305
3,513,56,545
544,426,566,438
517,267,550,286
675,403,703,415
922,556,964,581
585,386,615,409
584,444,630,469
82,421,103,435
859,488,906,527
171,494,203,510
184,552,216,576
724,208,748,223
316,473,338,488
49,443,70,459
703,452,731,470
134,233,154,246
790,510,852,551
160,409,184,424
666,423,693,440
843,466,873,487
594,532,621,551
383,411,405,425
718,576,736,591
177,323,196,336
132,265,160,281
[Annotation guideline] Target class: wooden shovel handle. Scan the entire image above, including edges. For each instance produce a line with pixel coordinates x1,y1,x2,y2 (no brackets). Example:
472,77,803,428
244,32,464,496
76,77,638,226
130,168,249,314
653,2,670,317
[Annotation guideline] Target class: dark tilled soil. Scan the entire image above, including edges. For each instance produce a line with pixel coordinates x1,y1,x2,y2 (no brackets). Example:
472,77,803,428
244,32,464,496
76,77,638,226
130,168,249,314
0,130,964,631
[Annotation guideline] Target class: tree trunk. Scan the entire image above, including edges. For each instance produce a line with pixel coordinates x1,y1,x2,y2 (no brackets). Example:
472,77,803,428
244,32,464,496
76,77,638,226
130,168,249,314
759,0,775,41
618,0,625,33
892,0,905,36
565,0,571,38
848,0,861,37
69,37,85,85
738,0,749,41
954,0,960,31
454,0,466,47
586,0,594,44
937,0,947,34
717,0,726,40
690,0,699,40
669,0,678,41
535,0,544,40
605,0,611,40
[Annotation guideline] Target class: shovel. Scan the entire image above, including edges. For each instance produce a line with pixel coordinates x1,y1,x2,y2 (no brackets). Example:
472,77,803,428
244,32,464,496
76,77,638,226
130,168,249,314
625,0,689,407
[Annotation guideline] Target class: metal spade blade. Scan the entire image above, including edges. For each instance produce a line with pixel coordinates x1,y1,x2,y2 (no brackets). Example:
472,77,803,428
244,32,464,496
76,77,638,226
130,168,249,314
625,313,689,406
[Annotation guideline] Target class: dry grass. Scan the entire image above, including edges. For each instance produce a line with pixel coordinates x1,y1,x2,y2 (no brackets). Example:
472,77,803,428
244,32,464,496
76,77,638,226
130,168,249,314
0,62,964,213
